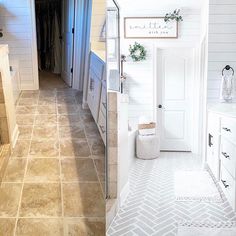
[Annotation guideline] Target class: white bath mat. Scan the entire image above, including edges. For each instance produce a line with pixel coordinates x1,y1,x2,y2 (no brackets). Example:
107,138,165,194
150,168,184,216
177,222,236,236
174,170,222,202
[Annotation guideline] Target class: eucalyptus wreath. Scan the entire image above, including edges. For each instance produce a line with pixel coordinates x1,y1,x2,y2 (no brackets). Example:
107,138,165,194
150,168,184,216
164,9,183,22
129,42,147,62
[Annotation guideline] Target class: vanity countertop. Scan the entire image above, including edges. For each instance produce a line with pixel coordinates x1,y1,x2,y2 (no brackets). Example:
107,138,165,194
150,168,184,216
91,42,105,61
91,49,105,61
208,103,236,118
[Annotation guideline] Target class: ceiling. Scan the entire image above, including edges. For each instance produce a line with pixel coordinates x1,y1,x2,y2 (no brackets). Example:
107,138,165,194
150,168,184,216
116,0,205,10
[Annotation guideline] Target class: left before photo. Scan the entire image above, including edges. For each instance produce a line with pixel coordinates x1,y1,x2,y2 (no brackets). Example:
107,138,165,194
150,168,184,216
0,0,106,235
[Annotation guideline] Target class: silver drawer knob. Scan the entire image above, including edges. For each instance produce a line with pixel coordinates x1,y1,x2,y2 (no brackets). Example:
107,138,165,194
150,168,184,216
221,180,229,188
222,127,231,132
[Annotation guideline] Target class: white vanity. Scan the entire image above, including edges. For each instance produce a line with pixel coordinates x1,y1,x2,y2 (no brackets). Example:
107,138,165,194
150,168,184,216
87,50,106,144
207,104,236,210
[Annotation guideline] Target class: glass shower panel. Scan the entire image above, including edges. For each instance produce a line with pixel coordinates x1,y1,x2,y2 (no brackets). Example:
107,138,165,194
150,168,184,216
107,0,120,92
106,0,120,199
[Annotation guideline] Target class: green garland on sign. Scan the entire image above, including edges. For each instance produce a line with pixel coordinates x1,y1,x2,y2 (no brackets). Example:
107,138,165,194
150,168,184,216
129,42,147,62
164,9,183,22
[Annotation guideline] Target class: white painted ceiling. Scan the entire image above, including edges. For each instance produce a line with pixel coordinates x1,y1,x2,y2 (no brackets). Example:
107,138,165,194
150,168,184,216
116,0,204,10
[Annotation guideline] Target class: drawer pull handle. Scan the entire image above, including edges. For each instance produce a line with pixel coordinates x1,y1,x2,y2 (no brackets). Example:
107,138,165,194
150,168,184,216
221,180,229,188
209,134,213,147
222,152,230,159
223,127,231,132
90,78,94,91
99,125,106,134
102,102,107,109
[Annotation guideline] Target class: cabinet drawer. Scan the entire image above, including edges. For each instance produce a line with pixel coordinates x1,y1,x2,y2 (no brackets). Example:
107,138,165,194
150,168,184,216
90,52,105,79
220,165,236,210
221,117,236,144
98,110,106,144
87,71,102,122
221,139,236,178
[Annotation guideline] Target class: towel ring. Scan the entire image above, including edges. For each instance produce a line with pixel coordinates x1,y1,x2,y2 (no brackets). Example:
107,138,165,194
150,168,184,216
222,65,234,76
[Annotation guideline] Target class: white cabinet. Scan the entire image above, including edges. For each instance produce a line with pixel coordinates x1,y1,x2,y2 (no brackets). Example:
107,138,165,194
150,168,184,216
207,112,220,180
87,51,106,144
87,52,105,122
207,109,236,211
87,69,102,121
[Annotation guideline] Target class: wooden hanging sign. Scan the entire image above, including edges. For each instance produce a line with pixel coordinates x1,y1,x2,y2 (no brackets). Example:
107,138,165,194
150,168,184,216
124,17,178,39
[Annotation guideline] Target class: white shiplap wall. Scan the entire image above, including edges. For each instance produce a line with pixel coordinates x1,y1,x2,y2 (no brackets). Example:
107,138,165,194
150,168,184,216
0,0,37,90
120,9,201,127
90,0,105,47
208,0,236,101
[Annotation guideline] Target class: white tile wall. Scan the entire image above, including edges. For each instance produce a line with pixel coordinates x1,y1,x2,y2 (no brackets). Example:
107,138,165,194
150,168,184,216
208,0,236,101
120,9,201,127
0,0,35,90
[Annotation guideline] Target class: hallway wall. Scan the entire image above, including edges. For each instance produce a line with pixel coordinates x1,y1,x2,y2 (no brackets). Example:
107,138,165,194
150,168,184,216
208,0,236,102
0,0,38,90
118,6,201,127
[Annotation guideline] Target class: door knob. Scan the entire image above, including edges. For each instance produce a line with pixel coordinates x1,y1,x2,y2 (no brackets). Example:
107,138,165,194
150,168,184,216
158,104,162,108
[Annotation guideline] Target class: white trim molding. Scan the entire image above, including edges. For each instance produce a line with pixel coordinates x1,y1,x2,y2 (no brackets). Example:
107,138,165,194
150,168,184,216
73,0,92,92
30,0,39,90
11,125,19,149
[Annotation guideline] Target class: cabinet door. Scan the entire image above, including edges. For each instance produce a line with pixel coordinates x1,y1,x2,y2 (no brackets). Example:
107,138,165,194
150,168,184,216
207,112,220,180
87,70,102,122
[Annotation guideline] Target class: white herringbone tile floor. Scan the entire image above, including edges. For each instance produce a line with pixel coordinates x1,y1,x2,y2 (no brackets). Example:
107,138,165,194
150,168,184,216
107,152,236,236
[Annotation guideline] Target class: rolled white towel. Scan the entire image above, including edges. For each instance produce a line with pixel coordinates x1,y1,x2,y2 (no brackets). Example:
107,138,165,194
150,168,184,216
220,74,236,102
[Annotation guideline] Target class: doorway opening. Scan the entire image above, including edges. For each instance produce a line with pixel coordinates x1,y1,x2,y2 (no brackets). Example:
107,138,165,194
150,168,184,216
34,0,75,89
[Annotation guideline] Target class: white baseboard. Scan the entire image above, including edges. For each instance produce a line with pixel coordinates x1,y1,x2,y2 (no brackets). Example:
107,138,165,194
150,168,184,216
11,125,19,148
119,181,130,207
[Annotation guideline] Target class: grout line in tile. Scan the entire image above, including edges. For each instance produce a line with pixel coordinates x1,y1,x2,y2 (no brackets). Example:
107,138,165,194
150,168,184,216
83,119,105,196
13,90,39,236
56,90,65,219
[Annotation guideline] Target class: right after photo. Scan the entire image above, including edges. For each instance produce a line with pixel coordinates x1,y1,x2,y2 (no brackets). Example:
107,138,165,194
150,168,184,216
106,0,236,236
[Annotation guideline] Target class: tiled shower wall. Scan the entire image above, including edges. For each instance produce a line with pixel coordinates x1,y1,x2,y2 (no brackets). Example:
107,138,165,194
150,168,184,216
0,72,9,144
107,91,118,199
0,72,11,183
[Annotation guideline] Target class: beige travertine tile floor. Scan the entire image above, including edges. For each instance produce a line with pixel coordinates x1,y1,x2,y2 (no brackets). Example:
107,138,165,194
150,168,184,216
0,73,105,236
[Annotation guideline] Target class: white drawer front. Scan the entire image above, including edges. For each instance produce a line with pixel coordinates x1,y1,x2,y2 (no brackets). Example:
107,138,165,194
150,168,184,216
90,52,105,79
221,139,236,179
87,71,102,122
221,117,236,144
221,165,236,210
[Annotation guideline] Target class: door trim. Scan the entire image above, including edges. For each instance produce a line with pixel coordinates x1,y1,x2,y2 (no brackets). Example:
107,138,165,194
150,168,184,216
154,47,201,154
30,0,39,90
31,0,93,92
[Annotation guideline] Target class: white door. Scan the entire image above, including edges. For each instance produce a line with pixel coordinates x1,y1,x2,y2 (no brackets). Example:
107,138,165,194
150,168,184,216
156,48,194,151
61,0,75,87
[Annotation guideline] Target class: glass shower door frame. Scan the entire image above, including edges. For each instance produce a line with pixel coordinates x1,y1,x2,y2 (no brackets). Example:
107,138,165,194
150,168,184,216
105,0,120,199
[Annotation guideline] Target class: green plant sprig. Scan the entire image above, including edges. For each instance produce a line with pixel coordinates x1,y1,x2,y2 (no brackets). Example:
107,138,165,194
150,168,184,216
164,9,183,22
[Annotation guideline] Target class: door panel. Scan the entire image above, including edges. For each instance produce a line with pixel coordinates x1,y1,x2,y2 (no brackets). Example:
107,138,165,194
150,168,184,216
61,0,74,87
164,111,185,139
157,48,194,151
164,58,186,100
